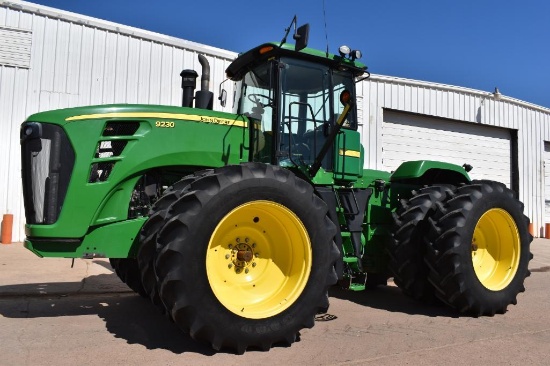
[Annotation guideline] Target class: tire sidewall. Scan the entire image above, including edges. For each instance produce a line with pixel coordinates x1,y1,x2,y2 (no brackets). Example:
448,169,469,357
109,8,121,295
158,164,333,344
452,184,530,305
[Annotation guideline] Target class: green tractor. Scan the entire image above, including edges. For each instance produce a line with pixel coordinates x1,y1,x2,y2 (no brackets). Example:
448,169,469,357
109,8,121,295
20,19,532,353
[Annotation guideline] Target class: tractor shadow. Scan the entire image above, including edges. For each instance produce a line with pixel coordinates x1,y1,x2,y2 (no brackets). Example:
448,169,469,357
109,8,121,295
0,276,219,355
328,281,460,318
0,275,460,355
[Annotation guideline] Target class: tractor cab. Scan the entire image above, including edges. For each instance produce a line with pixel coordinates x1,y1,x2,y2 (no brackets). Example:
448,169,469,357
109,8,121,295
225,21,368,183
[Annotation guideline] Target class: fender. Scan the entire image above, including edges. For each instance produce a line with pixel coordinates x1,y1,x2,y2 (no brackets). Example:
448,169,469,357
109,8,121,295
390,160,470,184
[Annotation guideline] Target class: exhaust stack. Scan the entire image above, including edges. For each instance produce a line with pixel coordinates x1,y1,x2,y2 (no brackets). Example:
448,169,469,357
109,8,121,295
179,54,214,110
195,54,214,110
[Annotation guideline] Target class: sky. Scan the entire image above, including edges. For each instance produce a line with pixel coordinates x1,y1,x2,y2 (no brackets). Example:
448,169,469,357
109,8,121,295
26,0,550,108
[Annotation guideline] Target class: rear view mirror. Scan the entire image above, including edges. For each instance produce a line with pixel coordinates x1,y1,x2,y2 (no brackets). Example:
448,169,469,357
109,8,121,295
294,23,309,51
218,79,229,108
219,89,227,108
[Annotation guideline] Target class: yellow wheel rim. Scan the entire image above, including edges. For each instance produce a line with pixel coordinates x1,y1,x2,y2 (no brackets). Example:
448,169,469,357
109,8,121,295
206,200,312,319
471,208,521,291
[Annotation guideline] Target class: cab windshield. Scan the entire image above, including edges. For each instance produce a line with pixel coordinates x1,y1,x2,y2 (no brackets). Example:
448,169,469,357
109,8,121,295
237,57,357,168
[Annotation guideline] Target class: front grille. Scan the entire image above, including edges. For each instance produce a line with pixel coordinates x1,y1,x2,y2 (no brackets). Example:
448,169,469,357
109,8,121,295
95,140,128,158
103,121,139,136
87,121,139,183
89,162,116,183
20,122,75,224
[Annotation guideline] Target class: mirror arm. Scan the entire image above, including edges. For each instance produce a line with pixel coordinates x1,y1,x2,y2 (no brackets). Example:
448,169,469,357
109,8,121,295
279,15,297,47
309,101,353,177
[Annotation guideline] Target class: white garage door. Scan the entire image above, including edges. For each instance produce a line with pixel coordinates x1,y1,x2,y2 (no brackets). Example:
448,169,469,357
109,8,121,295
382,110,511,187
544,143,550,223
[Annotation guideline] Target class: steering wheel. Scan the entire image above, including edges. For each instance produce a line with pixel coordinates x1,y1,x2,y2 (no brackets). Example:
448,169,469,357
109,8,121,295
248,93,273,107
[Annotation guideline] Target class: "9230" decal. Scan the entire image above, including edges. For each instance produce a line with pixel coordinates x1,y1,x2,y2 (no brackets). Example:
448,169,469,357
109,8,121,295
155,121,175,128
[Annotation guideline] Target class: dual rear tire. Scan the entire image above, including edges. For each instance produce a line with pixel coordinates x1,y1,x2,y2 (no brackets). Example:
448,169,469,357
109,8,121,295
388,185,454,302
424,180,532,315
390,180,532,316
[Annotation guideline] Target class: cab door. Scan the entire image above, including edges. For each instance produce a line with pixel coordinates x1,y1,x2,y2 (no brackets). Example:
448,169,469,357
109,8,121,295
334,129,363,181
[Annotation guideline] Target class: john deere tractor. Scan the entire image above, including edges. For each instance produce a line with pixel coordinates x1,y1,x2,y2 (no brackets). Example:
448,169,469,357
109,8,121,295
20,19,532,353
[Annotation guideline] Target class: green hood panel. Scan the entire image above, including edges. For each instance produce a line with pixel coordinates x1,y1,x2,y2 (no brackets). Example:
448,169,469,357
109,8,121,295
23,104,250,239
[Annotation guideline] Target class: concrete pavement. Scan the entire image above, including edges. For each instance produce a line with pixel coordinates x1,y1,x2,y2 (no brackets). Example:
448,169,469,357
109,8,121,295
0,243,128,296
1,239,549,365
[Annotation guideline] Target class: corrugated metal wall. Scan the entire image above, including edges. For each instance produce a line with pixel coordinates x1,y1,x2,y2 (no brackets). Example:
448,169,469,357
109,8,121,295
358,75,550,237
0,2,237,242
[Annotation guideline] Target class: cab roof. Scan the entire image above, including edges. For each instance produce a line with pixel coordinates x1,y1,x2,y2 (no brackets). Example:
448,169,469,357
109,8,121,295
226,42,367,81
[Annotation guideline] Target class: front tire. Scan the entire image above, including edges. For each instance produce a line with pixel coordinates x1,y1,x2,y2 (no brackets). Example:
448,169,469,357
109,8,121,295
109,258,147,297
154,163,338,353
424,180,532,315
137,172,212,309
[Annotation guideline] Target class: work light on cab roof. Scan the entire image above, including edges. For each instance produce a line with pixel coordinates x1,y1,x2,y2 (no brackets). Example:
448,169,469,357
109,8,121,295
338,45,362,61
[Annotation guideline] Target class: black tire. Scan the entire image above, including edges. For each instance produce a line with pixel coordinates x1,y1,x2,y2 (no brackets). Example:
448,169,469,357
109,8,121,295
137,172,212,309
109,258,147,297
388,185,454,302
154,162,339,353
424,180,533,315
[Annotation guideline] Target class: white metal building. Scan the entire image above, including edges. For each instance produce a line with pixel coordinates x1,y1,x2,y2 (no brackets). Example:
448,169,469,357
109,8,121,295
2,1,550,242
0,1,237,241
356,77,550,237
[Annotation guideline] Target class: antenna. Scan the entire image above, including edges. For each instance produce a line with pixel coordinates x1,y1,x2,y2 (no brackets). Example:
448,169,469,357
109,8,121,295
323,0,329,57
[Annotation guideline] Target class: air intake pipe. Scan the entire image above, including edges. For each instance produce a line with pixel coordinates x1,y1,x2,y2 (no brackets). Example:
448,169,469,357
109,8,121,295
195,54,214,110
180,69,198,107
